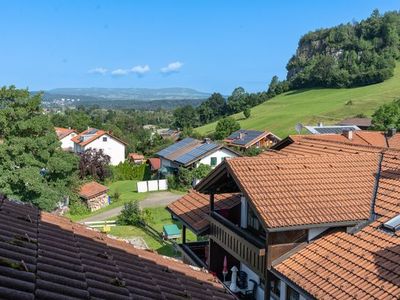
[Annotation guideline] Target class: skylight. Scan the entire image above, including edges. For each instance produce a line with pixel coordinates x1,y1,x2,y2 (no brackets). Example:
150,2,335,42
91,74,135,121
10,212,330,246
382,215,400,233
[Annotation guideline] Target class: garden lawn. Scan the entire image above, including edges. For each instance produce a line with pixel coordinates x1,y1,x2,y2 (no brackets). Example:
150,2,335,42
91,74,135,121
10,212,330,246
196,63,400,137
109,206,198,257
67,180,147,222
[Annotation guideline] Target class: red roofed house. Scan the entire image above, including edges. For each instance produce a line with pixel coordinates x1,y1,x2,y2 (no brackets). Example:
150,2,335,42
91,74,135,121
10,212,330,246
128,152,145,164
72,128,127,165
54,127,77,151
79,181,109,211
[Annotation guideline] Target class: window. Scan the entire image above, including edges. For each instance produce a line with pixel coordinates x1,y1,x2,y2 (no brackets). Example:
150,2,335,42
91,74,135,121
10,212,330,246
286,285,300,300
270,273,281,298
210,157,217,167
103,136,108,142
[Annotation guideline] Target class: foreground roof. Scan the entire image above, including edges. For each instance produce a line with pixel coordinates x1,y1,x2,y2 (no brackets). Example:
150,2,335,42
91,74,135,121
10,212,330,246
0,197,233,299
225,154,379,229
156,137,234,166
72,128,128,147
274,153,400,299
54,127,76,140
79,181,109,199
167,190,241,234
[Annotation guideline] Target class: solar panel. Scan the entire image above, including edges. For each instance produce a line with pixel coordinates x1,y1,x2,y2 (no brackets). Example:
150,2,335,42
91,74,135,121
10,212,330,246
156,137,196,157
175,143,219,165
315,126,358,134
87,128,99,135
226,130,264,145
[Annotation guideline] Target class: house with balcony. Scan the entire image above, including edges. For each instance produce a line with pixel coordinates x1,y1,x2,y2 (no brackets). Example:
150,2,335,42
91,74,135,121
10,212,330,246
72,128,127,166
166,131,400,300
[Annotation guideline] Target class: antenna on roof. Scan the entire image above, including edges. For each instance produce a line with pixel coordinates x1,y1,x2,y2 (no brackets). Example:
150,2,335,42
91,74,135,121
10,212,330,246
295,123,303,134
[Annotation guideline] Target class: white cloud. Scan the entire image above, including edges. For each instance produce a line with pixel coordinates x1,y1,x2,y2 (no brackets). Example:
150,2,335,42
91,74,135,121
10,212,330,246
161,61,183,74
88,67,108,75
111,68,130,76
131,65,150,75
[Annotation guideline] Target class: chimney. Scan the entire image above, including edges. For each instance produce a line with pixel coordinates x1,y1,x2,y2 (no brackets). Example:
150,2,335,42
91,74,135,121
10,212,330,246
342,129,353,140
239,132,244,140
387,128,397,137
318,122,323,127
204,138,211,144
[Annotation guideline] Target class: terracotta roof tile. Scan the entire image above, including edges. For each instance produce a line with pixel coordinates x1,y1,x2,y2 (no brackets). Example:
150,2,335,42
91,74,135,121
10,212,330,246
0,197,234,299
273,152,400,299
128,153,144,160
54,127,76,140
167,190,240,234
147,158,161,170
79,181,109,199
226,154,379,228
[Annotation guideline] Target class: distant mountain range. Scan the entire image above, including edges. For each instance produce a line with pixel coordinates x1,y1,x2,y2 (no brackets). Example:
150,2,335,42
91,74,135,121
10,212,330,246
44,87,211,101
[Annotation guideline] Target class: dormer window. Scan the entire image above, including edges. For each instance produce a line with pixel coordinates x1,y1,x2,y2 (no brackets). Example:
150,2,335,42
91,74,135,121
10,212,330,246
103,136,108,142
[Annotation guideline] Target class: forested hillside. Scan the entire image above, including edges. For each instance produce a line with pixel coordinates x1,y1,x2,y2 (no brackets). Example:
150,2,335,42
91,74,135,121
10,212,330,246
196,63,400,137
287,10,400,88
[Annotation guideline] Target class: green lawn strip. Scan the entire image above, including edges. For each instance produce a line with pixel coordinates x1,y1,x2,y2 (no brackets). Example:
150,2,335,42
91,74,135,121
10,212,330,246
108,206,198,257
196,63,400,137
67,180,147,222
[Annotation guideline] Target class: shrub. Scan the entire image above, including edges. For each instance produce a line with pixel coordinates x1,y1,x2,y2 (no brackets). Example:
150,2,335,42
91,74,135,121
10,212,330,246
113,189,121,200
69,199,90,216
111,162,148,181
117,201,143,226
243,108,251,119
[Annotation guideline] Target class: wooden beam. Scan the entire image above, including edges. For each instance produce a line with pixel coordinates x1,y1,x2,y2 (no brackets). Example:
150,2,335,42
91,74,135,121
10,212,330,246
210,193,215,212
182,225,186,244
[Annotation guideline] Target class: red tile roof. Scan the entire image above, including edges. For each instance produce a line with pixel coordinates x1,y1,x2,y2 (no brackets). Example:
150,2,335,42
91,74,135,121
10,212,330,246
79,181,109,199
54,127,76,140
147,157,161,171
128,153,144,160
167,190,241,234
0,197,234,299
225,154,379,229
72,128,127,147
272,151,400,300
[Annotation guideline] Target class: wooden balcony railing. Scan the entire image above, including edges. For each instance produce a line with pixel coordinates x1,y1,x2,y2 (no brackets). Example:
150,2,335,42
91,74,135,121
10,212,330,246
208,212,266,277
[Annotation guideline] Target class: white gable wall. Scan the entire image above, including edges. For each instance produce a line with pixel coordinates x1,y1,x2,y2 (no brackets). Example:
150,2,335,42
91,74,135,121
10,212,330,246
80,134,126,165
196,148,237,168
60,132,77,150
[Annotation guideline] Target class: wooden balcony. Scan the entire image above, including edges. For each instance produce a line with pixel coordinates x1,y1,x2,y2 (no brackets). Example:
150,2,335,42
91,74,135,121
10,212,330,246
208,212,266,277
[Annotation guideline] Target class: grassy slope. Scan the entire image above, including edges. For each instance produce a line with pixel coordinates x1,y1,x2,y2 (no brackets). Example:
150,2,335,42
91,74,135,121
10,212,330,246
197,64,400,137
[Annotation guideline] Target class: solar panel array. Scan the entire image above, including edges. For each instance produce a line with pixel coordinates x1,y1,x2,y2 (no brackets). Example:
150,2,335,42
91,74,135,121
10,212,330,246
156,137,196,157
226,130,265,145
314,126,358,134
175,142,219,165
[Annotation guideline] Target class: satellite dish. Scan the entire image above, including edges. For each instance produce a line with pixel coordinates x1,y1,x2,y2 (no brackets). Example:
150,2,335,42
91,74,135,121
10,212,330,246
295,123,303,134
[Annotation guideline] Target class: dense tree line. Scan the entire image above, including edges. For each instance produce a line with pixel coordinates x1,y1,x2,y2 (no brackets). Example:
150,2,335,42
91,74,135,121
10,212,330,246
287,10,400,88
0,87,79,211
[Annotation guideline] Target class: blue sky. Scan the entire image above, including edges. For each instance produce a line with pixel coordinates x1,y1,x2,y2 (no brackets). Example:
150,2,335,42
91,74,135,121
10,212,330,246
1,1,399,94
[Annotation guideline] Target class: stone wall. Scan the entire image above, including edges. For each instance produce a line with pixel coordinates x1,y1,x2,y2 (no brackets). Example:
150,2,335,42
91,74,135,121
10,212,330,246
86,193,109,211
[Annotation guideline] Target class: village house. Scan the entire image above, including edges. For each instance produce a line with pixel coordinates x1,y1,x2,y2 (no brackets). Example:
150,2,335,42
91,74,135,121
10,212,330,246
156,137,239,174
223,130,280,150
0,195,235,299
72,128,127,166
167,132,400,300
128,152,145,164
79,181,109,211
54,127,77,151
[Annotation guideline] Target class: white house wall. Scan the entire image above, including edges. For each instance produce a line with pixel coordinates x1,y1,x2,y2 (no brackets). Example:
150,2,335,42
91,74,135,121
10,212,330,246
197,148,237,168
60,132,77,150
240,262,264,300
80,134,126,165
